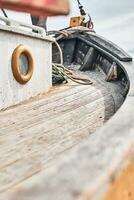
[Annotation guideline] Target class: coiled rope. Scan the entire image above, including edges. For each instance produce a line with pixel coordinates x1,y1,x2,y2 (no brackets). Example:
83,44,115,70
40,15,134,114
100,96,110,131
52,31,93,85
52,63,93,85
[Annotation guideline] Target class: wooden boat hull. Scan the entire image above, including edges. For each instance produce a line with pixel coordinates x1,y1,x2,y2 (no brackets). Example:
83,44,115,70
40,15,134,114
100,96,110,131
53,29,131,112
0,25,134,199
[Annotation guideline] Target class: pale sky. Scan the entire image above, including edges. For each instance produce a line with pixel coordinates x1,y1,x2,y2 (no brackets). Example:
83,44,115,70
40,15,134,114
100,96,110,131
0,0,134,56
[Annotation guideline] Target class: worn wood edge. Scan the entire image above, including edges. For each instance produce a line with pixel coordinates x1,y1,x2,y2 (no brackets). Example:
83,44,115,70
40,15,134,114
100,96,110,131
0,66,124,195
2,61,134,200
102,157,134,200
0,100,106,193
3,93,134,200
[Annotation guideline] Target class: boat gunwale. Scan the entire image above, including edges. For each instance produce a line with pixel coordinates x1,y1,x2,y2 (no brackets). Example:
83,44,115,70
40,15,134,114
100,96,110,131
2,31,134,200
0,16,54,43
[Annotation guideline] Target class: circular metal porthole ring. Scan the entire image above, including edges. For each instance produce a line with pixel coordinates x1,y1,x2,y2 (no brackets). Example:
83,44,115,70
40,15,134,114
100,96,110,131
12,45,34,84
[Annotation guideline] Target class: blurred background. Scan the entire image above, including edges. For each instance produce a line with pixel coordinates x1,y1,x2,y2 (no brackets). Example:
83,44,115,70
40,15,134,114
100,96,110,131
0,0,134,56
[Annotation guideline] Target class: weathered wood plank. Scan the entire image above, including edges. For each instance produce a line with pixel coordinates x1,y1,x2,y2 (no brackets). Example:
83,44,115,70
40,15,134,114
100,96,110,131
0,69,125,196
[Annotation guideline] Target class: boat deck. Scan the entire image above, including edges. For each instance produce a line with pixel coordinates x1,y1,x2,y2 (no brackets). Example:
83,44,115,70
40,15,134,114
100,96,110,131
0,69,124,195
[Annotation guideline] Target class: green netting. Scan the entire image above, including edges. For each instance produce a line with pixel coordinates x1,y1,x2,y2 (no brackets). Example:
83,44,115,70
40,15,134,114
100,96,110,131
52,64,68,85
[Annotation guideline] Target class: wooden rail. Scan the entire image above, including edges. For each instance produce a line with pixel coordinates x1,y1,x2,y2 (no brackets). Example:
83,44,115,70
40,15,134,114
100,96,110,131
0,27,133,200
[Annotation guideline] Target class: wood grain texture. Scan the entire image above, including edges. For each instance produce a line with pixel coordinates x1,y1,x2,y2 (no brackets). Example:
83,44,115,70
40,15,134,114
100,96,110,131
0,69,125,197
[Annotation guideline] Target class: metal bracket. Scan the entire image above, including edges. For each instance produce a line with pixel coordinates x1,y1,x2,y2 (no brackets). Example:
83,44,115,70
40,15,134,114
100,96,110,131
0,16,46,36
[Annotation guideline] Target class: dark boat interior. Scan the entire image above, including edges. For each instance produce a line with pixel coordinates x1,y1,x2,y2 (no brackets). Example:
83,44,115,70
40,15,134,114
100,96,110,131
53,29,131,115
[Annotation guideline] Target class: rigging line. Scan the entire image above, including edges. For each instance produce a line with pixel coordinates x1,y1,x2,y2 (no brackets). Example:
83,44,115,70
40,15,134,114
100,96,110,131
76,0,82,7
76,0,92,26
76,0,86,16
1,9,8,18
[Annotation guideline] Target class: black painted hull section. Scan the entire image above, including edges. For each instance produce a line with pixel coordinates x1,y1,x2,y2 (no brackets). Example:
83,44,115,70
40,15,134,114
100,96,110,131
53,30,131,98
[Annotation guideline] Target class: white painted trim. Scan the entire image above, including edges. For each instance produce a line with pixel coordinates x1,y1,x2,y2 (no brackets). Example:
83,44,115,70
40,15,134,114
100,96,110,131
0,16,55,42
